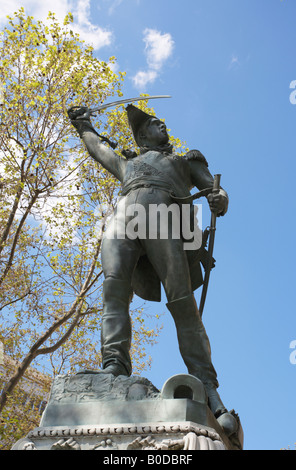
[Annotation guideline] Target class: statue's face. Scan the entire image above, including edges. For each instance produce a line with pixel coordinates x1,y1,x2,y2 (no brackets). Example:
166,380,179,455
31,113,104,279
138,118,169,148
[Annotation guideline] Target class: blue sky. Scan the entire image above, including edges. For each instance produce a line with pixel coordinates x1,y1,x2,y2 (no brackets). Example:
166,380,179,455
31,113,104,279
2,0,296,450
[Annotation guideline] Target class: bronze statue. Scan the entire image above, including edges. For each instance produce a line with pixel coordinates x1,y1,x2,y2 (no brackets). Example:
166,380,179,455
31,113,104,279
67,102,229,418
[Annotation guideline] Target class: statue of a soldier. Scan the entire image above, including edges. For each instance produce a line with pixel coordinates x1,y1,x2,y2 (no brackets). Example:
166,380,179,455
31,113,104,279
67,103,229,419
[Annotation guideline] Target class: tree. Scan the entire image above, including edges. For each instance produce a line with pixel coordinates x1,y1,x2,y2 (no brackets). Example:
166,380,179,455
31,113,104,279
0,9,185,448
0,354,51,450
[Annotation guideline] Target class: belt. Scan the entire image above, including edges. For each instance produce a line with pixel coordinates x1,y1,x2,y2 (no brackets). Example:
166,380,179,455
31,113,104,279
121,178,174,197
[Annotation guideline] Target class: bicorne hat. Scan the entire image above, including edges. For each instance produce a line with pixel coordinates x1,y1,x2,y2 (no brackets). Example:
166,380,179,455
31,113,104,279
126,104,156,146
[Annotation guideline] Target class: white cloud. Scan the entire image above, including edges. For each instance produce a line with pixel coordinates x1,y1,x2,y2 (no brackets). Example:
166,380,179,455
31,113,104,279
0,0,113,51
132,70,157,89
71,0,112,50
143,28,174,71
107,0,124,15
0,0,70,26
229,54,240,69
132,28,174,90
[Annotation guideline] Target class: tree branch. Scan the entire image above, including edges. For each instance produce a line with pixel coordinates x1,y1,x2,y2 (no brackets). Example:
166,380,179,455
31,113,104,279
0,191,39,287
0,237,102,413
0,159,26,257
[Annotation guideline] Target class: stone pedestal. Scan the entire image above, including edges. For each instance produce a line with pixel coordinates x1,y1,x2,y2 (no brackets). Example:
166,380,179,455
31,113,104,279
11,373,243,451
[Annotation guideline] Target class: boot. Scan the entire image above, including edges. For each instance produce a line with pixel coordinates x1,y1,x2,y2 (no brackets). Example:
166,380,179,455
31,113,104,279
100,278,133,376
166,294,227,417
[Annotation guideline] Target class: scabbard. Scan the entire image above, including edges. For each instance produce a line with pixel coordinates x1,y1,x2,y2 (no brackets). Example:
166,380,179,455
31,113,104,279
199,174,221,317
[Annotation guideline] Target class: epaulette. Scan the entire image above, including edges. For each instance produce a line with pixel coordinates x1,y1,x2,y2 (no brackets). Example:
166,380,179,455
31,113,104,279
185,149,209,167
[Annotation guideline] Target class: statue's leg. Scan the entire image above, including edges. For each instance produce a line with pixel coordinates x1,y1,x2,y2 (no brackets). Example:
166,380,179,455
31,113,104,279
99,235,142,376
76,228,141,376
166,294,227,418
142,232,227,417
100,278,133,376
77,277,133,377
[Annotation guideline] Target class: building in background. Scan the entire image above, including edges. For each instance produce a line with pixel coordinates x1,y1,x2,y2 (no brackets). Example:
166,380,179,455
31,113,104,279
0,342,52,448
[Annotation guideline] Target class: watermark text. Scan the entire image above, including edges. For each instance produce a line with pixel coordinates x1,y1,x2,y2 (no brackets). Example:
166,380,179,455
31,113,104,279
103,201,203,250
289,80,296,104
290,340,296,365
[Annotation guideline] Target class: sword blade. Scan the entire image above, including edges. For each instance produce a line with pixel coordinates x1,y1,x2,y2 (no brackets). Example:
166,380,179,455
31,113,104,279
89,95,171,114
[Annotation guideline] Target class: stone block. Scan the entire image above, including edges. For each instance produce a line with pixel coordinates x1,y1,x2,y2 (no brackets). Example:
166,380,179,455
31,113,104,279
11,373,243,451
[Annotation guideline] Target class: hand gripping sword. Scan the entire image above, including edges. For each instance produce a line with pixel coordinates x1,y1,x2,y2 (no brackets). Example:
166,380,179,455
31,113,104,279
81,95,171,149
171,173,221,316
199,174,221,317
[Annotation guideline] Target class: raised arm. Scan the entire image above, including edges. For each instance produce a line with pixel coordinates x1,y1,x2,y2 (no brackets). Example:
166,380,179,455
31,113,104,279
68,106,126,182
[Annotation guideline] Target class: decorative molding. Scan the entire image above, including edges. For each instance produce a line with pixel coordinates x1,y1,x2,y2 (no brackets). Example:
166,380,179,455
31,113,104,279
28,422,222,442
21,422,226,451
51,438,81,450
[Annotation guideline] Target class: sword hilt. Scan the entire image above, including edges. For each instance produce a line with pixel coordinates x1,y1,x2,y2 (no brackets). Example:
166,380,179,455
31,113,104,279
213,174,221,192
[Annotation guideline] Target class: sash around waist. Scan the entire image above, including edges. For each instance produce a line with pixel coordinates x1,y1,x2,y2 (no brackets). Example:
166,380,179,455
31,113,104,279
121,177,175,197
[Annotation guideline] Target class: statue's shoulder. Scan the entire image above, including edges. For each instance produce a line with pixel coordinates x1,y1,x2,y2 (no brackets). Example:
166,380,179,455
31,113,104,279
167,152,184,161
185,149,208,167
